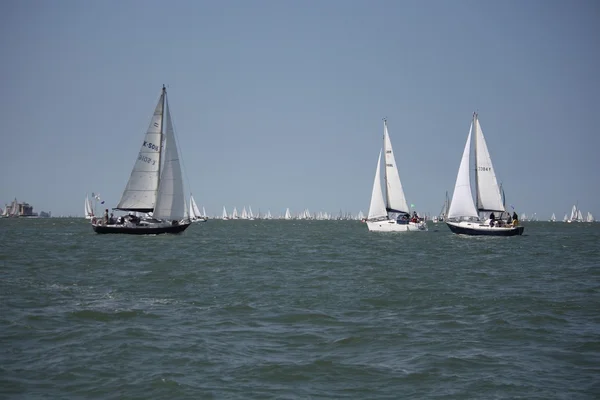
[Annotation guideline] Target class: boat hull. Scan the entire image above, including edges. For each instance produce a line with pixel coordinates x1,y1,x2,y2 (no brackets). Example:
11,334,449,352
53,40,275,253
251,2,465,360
92,222,191,235
446,221,524,236
367,219,427,232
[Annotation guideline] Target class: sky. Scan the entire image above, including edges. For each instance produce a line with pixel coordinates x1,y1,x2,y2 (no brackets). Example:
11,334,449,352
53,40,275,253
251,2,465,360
1,0,598,219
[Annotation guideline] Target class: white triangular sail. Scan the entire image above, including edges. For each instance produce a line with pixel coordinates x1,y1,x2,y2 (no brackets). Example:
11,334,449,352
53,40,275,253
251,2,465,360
116,91,164,212
153,97,186,221
222,206,228,219
368,150,387,220
474,114,505,213
84,195,94,219
570,205,577,221
383,120,409,214
189,195,201,219
448,123,479,220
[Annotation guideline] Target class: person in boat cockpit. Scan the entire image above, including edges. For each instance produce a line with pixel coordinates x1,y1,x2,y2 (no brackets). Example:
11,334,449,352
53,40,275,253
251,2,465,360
489,212,496,227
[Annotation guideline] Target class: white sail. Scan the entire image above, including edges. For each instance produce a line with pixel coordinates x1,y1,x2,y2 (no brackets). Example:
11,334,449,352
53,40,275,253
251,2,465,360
189,195,201,219
551,213,556,222
116,91,164,212
367,150,387,220
577,209,583,221
202,206,206,218
84,195,94,219
222,206,228,219
570,205,577,221
587,212,594,222
474,114,505,213
153,97,186,221
284,208,292,219
248,206,254,219
448,123,479,220
241,207,248,219
383,120,409,214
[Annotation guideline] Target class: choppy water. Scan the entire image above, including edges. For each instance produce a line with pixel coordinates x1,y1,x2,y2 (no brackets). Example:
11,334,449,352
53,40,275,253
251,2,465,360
1,218,599,399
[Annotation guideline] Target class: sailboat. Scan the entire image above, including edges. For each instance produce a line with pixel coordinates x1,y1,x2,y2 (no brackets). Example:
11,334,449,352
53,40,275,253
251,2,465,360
446,113,524,236
84,194,95,219
550,213,556,222
91,86,191,234
366,119,427,232
567,204,581,223
189,195,207,222
222,206,229,220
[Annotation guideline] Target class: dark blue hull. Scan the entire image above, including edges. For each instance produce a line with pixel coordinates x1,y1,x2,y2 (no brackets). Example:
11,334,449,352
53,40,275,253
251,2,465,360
446,223,524,236
92,222,191,235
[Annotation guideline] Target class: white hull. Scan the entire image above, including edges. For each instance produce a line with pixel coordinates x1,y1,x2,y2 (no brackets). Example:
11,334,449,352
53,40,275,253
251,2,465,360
367,219,427,232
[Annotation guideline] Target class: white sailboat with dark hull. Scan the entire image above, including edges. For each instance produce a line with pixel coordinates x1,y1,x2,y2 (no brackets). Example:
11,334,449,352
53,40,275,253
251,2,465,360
366,119,427,232
446,113,524,236
92,86,191,234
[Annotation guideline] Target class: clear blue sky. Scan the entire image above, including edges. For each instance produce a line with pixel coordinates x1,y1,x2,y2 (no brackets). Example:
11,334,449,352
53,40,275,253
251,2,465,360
1,0,598,218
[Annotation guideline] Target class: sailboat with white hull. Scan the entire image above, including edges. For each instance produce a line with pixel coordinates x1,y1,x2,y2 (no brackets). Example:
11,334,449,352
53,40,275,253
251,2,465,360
84,194,95,219
92,86,191,234
446,113,524,236
366,119,427,232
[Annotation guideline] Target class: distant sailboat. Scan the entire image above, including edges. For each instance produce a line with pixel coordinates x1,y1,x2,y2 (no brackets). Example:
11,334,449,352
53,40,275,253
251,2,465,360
189,195,206,222
550,213,556,222
567,204,581,223
222,206,229,220
366,119,427,232
586,212,595,223
84,194,95,219
446,113,524,236
91,86,191,234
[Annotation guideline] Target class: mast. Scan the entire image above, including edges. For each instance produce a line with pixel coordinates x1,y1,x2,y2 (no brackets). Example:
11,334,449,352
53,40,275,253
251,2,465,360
382,118,389,211
473,112,479,213
157,85,166,195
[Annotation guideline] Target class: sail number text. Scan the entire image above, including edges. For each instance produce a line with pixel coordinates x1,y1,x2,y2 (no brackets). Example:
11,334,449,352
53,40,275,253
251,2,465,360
477,167,491,172
138,153,156,165
143,141,160,151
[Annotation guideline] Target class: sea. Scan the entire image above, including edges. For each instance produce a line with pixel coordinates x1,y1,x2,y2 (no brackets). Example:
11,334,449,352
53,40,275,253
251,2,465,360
1,218,599,399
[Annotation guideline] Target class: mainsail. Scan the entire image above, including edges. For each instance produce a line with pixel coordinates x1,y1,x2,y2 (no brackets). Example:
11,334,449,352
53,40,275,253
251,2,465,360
474,114,505,213
116,90,164,212
383,120,409,214
153,98,185,221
